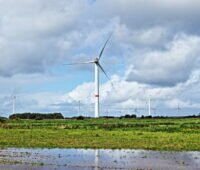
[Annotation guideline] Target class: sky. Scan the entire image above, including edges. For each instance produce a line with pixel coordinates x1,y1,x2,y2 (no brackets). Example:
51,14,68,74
0,0,200,117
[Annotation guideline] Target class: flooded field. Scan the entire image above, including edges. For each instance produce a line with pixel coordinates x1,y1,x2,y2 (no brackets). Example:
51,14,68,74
0,148,199,170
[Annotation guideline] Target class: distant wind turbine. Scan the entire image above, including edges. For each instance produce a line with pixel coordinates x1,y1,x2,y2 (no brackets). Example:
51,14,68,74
77,100,81,116
142,88,161,117
152,107,157,116
177,103,181,115
134,101,138,115
12,95,16,114
148,95,151,116
65,34,113,118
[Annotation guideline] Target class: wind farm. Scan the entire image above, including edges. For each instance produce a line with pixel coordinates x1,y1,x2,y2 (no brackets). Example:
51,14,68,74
0,32,199,153
0,0,200,169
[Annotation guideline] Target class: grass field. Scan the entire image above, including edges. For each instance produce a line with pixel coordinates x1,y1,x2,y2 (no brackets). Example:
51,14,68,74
0,118,199,151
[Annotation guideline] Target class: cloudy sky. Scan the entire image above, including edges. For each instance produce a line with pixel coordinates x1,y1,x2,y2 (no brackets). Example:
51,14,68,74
1,0,200,117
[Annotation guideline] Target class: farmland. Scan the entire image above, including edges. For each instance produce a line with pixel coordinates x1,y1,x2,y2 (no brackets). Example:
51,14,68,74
0,118,199,151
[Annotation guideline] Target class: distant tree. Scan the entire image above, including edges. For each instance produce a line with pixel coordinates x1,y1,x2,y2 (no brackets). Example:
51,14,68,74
146,115,152,118
0,116,7,122
76,116,85,120
102,116,115,119
120,114,137,119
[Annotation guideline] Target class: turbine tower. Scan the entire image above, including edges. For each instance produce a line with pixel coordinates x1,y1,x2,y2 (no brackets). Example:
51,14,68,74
65,34,112,118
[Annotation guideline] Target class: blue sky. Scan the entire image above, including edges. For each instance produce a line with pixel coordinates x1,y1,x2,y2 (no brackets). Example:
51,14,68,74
0,0,200,117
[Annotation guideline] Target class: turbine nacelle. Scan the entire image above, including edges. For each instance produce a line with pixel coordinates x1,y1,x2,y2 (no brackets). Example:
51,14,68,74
94,57,99,64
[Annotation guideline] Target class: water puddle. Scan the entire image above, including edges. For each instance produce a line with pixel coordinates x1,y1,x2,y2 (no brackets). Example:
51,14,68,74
0,148,199,170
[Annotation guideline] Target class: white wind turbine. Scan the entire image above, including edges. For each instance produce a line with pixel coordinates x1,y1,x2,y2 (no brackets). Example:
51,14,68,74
142,87,161,117
65,34,113,118
12,95,16,114
10,89,17,115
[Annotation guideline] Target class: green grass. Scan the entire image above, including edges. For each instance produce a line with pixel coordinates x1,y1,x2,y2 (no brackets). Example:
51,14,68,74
0,118,199,151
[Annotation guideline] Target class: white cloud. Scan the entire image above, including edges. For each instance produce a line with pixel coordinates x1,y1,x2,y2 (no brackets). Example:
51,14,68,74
66,82,94,104
126,34,200,86
114,23,169,49
1,72,199,117
0,0,89,77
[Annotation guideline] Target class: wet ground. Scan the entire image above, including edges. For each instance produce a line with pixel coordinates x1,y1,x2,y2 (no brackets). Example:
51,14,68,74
0,148,199,170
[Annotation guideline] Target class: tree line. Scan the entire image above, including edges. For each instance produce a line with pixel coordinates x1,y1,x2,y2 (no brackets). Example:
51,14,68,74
9,113,64,120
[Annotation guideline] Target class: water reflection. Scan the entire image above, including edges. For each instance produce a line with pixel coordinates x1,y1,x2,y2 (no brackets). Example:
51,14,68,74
0,148,199,170
94,149,99,170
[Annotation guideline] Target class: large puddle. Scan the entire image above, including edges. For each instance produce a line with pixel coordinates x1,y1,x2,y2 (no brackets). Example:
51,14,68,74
0,148,199,170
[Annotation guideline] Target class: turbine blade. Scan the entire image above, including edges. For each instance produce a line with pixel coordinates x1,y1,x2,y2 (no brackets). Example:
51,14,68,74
97,62,116,90
98,32,113,60
97,63,110,80
64,61,94,65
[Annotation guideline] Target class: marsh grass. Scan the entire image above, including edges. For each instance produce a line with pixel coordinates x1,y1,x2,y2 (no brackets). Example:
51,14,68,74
0,118,199,150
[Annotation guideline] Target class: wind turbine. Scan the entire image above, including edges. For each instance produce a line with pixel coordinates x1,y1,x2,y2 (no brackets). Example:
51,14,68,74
176,103,181,115
152,107,157,116
148,95,151,116
142,88,161,117
77,100,81,116
12,95,16,114
65,34,113,118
